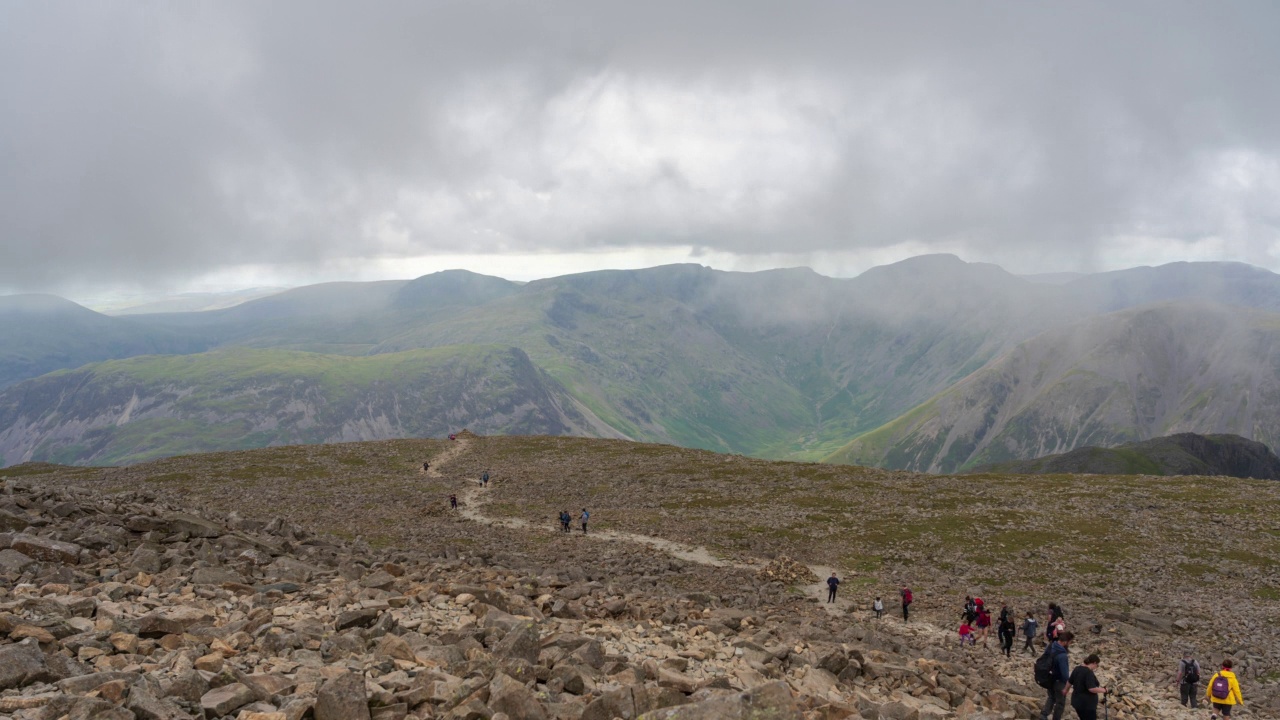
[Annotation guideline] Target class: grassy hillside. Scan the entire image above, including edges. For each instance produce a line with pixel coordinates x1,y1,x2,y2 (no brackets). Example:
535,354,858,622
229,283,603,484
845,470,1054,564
0,345,602,467
827,303,1280,472
973,432,1280,478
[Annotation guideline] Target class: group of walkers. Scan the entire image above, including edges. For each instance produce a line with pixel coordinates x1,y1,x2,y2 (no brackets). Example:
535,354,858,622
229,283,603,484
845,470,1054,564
443,469,491,511
1174,653,1245,718
823,573,913,621
557,508,589,534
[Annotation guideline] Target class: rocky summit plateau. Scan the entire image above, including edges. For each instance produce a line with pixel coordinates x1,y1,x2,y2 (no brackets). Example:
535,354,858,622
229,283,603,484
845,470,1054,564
2,433,1278,720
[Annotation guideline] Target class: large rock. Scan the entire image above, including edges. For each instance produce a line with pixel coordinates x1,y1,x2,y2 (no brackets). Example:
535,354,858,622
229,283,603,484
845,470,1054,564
336,608,381,630
166,513,223,538
37,695,136,720
493,621,541,665
200,683,257,717
0,508,28,531
0,547,34,574
488,673,547,720
0,642,50,689
190,566,245,585
265,556,318,583
10,533,81,564
638,681,801,720
315,670,371,720
127,680,194,720
137,607,215,637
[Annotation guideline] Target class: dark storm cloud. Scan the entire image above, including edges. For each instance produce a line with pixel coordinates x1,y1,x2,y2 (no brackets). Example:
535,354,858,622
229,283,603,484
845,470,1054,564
2,0,1278,292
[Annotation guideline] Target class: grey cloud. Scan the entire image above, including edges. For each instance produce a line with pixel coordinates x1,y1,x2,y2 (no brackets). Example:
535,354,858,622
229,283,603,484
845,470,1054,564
2,0,1278,293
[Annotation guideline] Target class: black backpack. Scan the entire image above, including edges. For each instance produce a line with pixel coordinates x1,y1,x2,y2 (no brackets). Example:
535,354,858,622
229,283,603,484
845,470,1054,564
1034,647,1057,689
1183,660,1200,685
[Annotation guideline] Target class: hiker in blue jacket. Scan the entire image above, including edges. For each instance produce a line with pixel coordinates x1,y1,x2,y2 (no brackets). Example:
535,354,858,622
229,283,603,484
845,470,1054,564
826,572,839,603
1039,630,1074,720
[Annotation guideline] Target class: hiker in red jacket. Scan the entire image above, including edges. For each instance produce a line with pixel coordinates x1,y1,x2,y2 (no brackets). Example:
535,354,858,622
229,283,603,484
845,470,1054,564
900,586,913,621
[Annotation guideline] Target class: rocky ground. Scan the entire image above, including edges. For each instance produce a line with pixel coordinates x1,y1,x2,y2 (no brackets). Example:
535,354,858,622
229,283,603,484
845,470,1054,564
2,432,1277,718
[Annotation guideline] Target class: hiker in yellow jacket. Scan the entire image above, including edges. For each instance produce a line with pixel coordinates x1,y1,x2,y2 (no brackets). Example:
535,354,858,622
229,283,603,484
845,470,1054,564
1206,658,1244,718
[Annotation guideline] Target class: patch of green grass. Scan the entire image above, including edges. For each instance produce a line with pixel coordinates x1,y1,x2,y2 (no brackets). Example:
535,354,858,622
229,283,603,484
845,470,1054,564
1252,586,1280,601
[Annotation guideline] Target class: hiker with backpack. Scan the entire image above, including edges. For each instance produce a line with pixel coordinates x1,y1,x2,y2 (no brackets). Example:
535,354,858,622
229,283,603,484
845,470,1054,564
580,508,589,534
826,572,839,603
1022,612,1039,654
975,605,992,646
1035,630,1074,720
900,586,913,621
1175,651,1201,709
1068,653,1107,720
449,494,457,510
1206,658,1244,718
873,596,884,619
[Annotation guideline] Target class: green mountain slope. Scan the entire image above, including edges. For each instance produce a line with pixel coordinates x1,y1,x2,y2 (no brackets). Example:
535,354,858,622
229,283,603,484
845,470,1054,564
972,432,1280,479
827,303,1280,472
0,345,608,467
0,294,208,389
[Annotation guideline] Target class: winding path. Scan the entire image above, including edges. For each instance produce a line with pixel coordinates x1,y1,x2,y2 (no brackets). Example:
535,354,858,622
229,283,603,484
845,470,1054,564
433,437,863,614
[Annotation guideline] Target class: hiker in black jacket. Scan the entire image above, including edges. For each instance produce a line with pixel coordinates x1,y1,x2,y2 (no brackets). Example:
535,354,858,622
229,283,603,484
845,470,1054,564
1022,612,1039,654
1176,651,1201,708
826,572,839,603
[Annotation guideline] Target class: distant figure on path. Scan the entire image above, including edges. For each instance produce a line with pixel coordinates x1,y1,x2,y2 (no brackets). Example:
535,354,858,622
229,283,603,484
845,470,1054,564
449,433,456,441
900,586,913,621
580,508,589,534
1022,612,1039,654
1046,602,1064,641
826,572,839,603
481,470,490,487
963,596,977,624
449,494,457,510
958,621,975,646
998,603,1011,625
1176,651,1201,709
873,596,884,619
558,510,571,533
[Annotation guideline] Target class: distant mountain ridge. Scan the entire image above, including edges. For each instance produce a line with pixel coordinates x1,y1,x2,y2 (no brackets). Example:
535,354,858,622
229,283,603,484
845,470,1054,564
972,433,1280,479
10,257,1280,467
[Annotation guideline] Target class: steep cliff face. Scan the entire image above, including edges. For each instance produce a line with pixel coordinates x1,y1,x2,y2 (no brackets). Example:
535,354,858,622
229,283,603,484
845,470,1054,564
0,345,610,466
828,303,1280,473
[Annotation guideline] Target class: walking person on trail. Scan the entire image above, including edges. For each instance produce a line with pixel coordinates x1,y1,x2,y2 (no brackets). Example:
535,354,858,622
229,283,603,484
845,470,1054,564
975,605,992,646
1206,658,1244,718
900,586,913,621
1046,602,1064,641
559,510,571,533
482,470,490,487
826,572,839,603
579,508,589,534
1068,653,1107,720
1022,612,1039,654
873,596,884,619
958,620,975,647
1036,630,1073,720
423,461,430,472
963,596,977,624
449,494,457,510
998,613,1016,657
1175,650,1201,709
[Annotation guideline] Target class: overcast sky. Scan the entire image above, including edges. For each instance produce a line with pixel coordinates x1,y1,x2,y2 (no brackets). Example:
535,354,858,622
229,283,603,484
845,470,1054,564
2,1,1279,301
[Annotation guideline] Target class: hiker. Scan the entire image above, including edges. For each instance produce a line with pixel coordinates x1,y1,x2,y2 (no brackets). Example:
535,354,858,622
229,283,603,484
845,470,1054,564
1036,629,1073,720
1176,650,1201,709
449,494,457,510
958,621,975,647
873,596,884,619
1046,602,1064,641
963,596,977,624
1068,653,1107,720
998,613,1016,657
559,510,571,533
1022,612,1039,654
1206,658,1244,718
580,508,589,534
975,605,992,646
423,461,430,472
900,586,913,621
826,572,839,603
481,470,489,487
449,433,456,441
